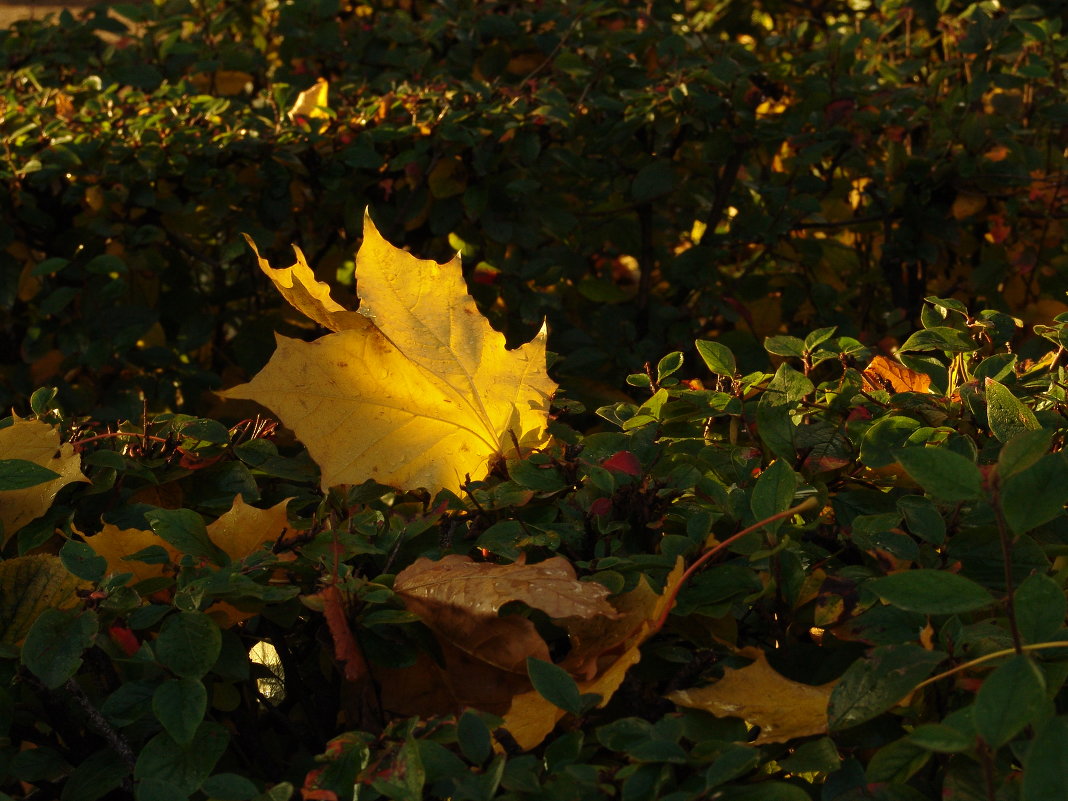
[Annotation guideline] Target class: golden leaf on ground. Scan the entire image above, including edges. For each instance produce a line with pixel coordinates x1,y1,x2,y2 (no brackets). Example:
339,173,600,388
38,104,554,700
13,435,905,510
861,355,931,394
288,78,330,122
224,213,557,493
0,555,88,646
500,557,686,751
668,648,836,745
0,418,87,544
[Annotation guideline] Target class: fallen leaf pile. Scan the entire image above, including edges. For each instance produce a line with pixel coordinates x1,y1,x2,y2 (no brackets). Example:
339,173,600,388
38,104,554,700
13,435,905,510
225,212,557,494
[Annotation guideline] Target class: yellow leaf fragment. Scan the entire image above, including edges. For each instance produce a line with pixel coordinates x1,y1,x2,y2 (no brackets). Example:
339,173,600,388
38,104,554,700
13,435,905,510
0,418,87,544
86,524,177,585
0,555,88,646
225,213,557,493
288,78,330,122
668,648,836,745
206,494,291,563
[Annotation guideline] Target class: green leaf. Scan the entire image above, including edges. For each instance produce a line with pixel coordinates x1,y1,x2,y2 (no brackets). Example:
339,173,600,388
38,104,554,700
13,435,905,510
1000,453,1068,535
896,495,946,545
778,737,840,773
695,340,736,377
631,160,675,203
22,608,98,688
985,378,1040,443
59,748,128,801
527,657,582,715
750,459,798,535
804,326,837,351
146,509,228,566
906,723,972,753
200,774,259,800
867,570,995,614
828,645,945,731
155,612,221,679
763,335,805,358
153,678,207,746
859,416,922,469
656,352,684,383
893,448,982,501
704,743,760,788
973,655,1046,748
1015,573,1067,644
1022,716,1068,801
997,428,1054,478
133,722,229,797
0,459,60,490
457,710,492,765
60,540,107,583
898,326,977,353
865,737,930,784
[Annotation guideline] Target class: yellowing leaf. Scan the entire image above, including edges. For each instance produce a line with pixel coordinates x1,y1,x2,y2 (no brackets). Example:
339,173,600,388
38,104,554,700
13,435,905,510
225,213,557,493
861,355,931,394
0,418,87,544
501,557,686,751
668,648,836,745
287,78,330,122
206,495,291,563
0,555,88,646
88,524,177,585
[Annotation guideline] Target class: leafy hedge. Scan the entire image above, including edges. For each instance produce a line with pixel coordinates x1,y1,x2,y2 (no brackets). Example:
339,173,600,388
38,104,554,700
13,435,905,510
2,1,1068,801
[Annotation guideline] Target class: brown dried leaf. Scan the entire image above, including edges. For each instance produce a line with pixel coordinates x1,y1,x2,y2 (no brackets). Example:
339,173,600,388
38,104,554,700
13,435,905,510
668,648,836,745
394,554,619,621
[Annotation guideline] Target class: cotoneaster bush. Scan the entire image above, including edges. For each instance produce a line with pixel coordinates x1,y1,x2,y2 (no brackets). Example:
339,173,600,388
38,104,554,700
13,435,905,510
2,295,1068,800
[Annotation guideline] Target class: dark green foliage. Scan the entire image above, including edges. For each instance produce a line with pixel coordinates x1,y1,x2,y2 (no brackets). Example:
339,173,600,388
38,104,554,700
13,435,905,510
2,1,1068,800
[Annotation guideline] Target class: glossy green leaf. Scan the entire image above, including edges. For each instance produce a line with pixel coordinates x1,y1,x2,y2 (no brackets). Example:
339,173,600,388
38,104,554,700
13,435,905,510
859,416,922,469
893,448,982,501
898,326,978,353
0,459,60,490
868,570,995,614
829,645,945,731
145,509,227,566
153,678,207,746
997,428,1054,478
696,340,736,377
1015,573,1067,644
155,612,221,679
985,378,1040,443
750,459,797,535
999,453,1068,535
21,608,98,689
974,656,1046,748
1022,716,1068,801
527,657,582,715
133,722,229,797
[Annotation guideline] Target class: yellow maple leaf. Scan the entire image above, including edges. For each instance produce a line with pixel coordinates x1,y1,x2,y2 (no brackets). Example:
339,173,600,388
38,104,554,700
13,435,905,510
668,647,836,745
224,213,557,493
287,78,330,122
0,418,87,545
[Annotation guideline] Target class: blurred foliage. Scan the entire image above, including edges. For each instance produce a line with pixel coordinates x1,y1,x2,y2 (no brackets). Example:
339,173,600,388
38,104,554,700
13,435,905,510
1,0,1066,422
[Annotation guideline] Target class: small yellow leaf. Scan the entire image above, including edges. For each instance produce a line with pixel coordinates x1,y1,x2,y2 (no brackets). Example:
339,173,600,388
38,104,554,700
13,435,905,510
87,524,177,585
287,78,330,122
0,555,88,646
668,648,836,745
0,418,87,545
225,213,557,492
206,494,291,563
861,354,931,394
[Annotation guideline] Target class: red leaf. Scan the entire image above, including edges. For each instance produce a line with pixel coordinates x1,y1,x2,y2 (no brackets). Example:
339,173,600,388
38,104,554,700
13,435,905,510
108,624,140,657
318,584,367,682
601,451,641,476
590,497,613,516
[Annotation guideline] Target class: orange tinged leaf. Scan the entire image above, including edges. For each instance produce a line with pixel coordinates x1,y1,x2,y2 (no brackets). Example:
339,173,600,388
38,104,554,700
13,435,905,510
86,524,177,585
287,77,330,122
668,648,836,745
225,213,556,493
0,418,88,545
205,495,291,563
317,584,367,682
861,355,931,394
